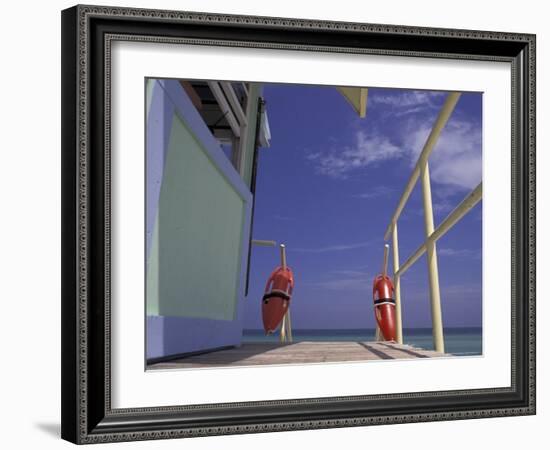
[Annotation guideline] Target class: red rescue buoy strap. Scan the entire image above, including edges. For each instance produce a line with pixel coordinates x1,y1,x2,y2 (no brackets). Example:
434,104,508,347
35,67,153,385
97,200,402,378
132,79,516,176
373,298,396,305
262,290,291,302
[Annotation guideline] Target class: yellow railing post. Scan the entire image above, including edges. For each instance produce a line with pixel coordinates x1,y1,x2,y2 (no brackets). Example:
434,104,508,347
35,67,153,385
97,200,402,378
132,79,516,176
286,310,293,342
278,244,292,343
421,163,445,353
279,315,287,343
392,223,404,344
279,314,286,343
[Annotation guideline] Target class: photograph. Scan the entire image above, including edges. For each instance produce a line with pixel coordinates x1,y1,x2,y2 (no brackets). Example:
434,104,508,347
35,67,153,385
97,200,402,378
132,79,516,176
145,78,483,370
59,4,536,443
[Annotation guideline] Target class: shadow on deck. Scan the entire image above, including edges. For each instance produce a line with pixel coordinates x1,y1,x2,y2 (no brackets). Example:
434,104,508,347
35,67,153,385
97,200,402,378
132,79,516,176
147,341,448,370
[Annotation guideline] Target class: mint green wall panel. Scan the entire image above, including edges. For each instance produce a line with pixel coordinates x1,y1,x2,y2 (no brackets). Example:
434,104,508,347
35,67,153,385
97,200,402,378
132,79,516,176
145,78,155,118
146,209,160,315
152,112,247,320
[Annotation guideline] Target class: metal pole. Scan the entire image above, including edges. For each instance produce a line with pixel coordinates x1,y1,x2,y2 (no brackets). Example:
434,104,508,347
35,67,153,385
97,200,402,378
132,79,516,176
279,315,286,343
392,223,404,344
280,244,287,270
252,239,277,247
286,310,293,342
421,163,445,353
279,243,288,343
382,244,389,277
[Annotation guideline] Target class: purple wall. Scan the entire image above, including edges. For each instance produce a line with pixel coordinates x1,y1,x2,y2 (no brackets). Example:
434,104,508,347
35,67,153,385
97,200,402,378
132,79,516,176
146,79,253,362
146,316,243,361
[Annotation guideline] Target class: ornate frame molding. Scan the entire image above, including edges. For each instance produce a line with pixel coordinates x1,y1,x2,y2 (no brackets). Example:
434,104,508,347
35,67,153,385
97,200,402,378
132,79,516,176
61,4,536,444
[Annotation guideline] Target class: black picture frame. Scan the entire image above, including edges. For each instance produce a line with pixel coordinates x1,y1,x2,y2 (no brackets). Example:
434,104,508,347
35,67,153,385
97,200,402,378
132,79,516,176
61,4,536,444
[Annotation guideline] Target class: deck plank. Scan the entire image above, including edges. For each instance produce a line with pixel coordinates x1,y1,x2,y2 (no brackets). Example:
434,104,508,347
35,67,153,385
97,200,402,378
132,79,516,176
148,341,448,370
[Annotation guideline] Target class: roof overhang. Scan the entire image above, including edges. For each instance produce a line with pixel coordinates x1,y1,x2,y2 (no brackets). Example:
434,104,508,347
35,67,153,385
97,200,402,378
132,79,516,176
337,87,368,118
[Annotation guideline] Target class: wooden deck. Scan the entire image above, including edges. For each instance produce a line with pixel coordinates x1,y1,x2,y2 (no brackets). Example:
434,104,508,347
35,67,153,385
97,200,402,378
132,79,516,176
148,341,448,370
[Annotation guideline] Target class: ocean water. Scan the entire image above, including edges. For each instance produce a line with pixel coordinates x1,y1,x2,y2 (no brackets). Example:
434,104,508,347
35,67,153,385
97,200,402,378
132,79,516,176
242,327,482,356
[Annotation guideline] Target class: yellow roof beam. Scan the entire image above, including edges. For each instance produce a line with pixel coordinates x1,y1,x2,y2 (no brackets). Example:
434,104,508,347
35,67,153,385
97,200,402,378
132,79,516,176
337,87,368,118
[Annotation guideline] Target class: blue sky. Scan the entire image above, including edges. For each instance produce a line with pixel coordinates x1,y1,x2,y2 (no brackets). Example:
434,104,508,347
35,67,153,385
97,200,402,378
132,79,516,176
244,84,482,330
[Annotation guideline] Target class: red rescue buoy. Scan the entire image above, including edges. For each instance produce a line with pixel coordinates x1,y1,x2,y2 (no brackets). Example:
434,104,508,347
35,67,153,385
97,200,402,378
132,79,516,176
372,274,397,341
262,266,294,334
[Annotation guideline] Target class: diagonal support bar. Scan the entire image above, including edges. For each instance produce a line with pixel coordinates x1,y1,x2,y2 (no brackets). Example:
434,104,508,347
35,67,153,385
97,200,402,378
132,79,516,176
396,182,482,278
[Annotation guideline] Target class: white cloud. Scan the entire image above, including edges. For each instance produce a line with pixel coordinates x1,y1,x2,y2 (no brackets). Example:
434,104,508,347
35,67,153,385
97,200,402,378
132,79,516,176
306,91,482,196
369,90,445,116
433,201,454,214
353,185,395,199
302,269,371,291
307,131,403,178
438,247,481,259
404,283,482,302
370,90,444,108
308,277,369,291
291,241,373,253
407,118,482,191
441,283,482,297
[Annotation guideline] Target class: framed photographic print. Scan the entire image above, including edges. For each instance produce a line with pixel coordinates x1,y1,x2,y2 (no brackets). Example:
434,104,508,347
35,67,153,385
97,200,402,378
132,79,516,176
61,4,536,444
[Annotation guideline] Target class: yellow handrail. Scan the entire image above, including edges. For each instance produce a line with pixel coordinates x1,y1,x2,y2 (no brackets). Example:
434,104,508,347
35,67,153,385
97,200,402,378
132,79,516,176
384,93,461,241
382,92,482,353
